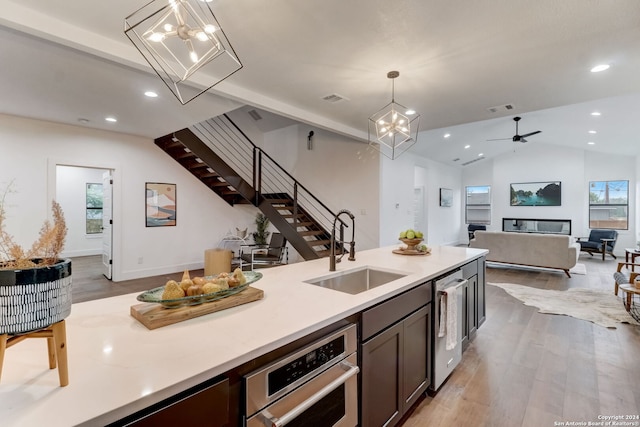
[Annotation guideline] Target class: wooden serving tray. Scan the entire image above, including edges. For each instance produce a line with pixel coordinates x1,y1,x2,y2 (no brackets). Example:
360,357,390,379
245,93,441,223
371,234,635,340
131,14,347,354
130,286,264,330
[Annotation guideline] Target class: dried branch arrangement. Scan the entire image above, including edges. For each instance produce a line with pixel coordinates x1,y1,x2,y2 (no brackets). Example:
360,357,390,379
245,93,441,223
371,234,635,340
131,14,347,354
0,186,67,270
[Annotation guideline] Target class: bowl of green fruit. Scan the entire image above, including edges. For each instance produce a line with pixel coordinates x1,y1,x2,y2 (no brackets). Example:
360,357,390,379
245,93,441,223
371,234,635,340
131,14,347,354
399,229,424,251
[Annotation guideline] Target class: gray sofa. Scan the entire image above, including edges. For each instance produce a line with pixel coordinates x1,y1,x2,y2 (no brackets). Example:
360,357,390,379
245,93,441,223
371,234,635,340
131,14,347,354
469,230,580,277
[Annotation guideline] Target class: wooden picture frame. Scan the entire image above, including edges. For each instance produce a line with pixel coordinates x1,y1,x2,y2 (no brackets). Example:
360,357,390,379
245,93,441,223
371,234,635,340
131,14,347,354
145,182,176,227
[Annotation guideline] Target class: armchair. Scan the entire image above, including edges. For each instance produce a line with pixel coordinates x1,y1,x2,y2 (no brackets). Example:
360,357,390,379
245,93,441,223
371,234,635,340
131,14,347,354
613,262,640,296
239,233,288,271
576,229,618,261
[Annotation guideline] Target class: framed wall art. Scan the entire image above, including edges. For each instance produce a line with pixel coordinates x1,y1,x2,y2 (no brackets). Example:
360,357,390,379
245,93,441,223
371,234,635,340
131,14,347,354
145,182,177,227
510,181,561,206
440,188,453,207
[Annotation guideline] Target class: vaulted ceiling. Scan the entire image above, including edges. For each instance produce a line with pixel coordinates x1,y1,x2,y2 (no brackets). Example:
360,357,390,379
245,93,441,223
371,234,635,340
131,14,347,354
1,0,639,166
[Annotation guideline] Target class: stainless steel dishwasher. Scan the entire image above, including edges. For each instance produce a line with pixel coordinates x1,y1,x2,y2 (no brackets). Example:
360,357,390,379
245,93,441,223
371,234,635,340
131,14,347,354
431,270,466,392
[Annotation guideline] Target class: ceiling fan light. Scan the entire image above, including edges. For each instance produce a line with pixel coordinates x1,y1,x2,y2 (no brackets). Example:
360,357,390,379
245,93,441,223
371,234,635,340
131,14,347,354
195,31,208,41
204,24,217,33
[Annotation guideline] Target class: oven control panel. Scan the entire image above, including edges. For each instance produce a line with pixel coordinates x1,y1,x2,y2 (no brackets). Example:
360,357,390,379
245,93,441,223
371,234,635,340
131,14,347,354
268,336,345,396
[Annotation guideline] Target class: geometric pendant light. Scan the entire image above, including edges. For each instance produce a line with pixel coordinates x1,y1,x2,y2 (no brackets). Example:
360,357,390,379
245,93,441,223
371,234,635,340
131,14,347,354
368,71,420,159
124,0,242,105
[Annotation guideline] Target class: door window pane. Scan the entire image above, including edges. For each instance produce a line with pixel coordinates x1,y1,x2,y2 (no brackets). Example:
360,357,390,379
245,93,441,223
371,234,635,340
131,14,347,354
86,183,103,234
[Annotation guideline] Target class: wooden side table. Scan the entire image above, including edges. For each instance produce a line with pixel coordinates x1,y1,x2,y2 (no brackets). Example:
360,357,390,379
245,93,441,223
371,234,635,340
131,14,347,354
618,284,640,312
624,248,640,271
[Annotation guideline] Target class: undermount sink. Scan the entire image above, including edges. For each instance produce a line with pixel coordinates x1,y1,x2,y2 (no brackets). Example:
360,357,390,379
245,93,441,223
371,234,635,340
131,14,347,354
305,267,407,295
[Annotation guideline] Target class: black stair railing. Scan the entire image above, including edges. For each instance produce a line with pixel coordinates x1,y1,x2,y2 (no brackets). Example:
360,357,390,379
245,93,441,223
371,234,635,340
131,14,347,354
190,114,343,249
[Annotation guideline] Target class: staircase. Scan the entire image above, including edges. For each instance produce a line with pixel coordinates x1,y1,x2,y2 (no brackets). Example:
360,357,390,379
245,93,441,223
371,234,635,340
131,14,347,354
154,115,342,260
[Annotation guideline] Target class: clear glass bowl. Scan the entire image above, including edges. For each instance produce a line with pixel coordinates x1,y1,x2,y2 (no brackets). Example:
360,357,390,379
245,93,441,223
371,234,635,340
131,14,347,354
136,271,262,308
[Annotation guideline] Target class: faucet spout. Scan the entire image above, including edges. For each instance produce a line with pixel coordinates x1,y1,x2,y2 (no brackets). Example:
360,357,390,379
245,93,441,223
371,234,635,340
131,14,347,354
330,209,356,271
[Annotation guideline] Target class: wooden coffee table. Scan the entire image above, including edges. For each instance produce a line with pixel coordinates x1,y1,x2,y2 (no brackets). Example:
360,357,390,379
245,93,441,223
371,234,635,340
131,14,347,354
618,284,640,311
624,248,640,271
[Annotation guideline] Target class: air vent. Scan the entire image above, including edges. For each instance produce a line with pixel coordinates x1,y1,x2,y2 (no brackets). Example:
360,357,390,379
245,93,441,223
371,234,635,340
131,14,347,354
487,103,514,113
247,109,262,121
321,93,349,103
462,157,485,166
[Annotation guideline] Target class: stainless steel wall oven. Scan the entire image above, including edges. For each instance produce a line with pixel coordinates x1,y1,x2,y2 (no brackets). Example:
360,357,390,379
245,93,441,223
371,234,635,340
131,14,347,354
244,324,359,427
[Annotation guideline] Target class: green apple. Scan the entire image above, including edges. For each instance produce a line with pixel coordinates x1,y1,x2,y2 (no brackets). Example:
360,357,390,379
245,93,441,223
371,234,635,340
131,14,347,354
399,231,407,238
415,231,424,238
406,230,416,239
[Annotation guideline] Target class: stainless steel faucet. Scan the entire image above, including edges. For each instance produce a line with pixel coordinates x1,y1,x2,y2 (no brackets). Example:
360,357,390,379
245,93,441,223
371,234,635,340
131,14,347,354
330,209,356,271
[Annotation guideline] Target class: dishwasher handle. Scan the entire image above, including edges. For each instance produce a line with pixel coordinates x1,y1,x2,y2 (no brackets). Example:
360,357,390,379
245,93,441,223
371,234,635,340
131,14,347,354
437,278,467,296
264,360,360,427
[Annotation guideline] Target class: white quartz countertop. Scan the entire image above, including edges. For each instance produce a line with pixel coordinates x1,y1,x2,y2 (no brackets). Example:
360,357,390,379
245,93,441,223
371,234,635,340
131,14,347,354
0,245,486,426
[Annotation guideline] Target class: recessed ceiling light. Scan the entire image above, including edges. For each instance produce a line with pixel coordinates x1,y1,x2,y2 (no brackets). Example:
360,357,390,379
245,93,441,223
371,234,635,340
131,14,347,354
144,91,158,98
478,153,483,157
591,111,601,116
587,142,595,145
444,133,451,138
588,130,597,134
405,109,416,115
590,64,610,73
464,145,471,149
105,116,117,123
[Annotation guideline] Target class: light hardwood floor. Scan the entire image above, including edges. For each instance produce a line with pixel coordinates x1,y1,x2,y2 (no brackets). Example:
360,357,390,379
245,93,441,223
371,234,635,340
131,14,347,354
70,254,640,426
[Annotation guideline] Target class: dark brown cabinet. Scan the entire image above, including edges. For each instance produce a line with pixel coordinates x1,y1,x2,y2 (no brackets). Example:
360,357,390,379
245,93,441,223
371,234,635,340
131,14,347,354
360,283,432,427
107,376,229,427
461,256,486,352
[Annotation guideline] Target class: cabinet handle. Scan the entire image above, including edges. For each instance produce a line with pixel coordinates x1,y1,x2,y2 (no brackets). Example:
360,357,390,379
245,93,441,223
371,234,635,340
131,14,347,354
264,360,359,427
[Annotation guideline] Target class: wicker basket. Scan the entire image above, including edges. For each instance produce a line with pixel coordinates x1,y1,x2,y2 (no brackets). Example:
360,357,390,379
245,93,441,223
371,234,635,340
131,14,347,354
0,259,72,335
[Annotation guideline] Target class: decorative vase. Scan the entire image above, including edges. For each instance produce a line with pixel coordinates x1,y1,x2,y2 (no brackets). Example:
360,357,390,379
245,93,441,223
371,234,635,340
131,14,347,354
0,259,72,335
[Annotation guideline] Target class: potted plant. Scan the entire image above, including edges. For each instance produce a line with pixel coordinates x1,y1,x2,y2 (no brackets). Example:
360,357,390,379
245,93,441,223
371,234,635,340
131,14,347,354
251,213,270,246
0,186,71,335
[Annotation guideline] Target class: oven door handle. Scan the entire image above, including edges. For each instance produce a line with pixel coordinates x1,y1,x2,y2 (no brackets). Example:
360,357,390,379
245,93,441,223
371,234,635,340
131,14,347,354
264,360,360,427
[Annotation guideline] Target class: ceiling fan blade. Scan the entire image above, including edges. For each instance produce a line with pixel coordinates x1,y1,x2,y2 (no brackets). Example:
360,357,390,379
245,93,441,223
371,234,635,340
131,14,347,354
520,130,541,138
520,137,528,143
486,138,512,141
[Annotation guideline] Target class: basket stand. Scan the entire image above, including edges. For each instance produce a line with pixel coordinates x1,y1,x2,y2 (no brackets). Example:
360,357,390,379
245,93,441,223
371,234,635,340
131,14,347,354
0,319,69,386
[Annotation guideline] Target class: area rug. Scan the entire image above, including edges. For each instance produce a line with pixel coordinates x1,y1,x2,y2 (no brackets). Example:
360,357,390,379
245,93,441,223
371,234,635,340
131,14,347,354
488,282,640,328
569,263,587,275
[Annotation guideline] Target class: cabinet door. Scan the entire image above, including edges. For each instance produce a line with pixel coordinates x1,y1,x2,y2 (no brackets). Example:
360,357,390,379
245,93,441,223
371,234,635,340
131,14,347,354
111,377,229,427
461,281,470,350
361,322,403,427
477,258,486,327
402,305,430,412
468,275,478,339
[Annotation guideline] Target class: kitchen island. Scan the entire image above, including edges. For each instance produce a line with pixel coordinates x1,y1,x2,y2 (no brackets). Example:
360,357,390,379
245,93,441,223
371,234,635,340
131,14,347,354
0,245,487,426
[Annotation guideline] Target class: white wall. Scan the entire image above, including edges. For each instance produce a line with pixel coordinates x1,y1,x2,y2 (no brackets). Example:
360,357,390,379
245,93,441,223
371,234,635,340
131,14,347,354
263,125,381,259
0,113,258,282
380,151,462,247
462,142,637,254
56,165,109,257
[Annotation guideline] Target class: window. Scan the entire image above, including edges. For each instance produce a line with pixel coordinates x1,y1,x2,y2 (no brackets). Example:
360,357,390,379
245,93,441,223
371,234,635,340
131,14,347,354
465,185,491,225
589,180,628,230
86,183,103,234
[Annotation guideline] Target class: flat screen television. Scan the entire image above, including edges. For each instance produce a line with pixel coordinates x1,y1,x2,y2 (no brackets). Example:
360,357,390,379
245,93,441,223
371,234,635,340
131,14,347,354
510,181,561,206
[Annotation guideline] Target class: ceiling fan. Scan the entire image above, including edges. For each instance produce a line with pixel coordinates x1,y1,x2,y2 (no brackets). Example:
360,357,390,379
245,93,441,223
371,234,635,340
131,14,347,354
487,116,542,143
